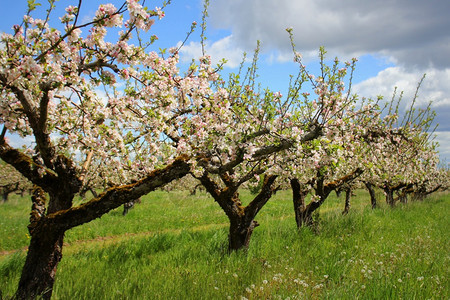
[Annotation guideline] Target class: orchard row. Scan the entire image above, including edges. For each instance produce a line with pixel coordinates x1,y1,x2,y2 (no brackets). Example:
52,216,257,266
0,1,447,299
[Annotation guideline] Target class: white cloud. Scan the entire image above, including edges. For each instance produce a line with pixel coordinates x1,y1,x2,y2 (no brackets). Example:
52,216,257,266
353,66,450,131
354,67,450,108
434,131,450,164
81,11,95,24
178,35,247,68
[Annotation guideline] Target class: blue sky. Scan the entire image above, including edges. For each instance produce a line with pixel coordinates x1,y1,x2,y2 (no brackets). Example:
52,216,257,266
0,0,449,165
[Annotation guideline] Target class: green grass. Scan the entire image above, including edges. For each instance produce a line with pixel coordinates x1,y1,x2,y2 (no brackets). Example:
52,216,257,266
0,194,32,252
0,189,449,299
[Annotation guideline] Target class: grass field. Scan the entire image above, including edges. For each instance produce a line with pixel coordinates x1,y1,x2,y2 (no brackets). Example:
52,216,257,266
0,189,449,299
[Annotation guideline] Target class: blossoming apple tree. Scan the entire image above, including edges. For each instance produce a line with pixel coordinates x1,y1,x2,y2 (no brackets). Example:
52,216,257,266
187,38,373,249
189,44,324,251
0,1,230,298
279,43,376,228
360,82,440,207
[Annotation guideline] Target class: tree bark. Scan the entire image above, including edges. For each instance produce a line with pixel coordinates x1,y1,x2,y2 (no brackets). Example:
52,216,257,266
398,190,408,204
2,191,8,202
384,186,395,207
394,183,415,204
290,178,311,228
297,195,324,228
199,173,278,252
15,187,70,300
383,182,411,207
364,182,377,209
292,177,325,228
15,228,65,300
412,183,441,201
342,187,351,215
227,175,278,251
229,175,278,251
292,168,363,228
228,216,259,251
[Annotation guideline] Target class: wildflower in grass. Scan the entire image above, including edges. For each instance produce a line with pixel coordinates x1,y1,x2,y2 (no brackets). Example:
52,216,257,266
417,276,424,281
245,287,252,294
263,280,268,285
361,285,366,290
313,284,323,290
233,273,238,278
397,278,402,283
433,275,441,284
324,275,329,279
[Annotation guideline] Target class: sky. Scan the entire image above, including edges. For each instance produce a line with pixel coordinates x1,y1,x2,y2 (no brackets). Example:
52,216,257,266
0,0,449,165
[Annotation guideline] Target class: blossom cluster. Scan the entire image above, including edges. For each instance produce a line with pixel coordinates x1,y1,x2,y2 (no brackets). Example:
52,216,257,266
0,1,444,195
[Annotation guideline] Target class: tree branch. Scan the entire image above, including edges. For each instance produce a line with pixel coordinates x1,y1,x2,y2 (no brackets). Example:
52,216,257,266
78,59,120,75
203,124,322,175
0,141,58,192
323,168,363,196
44,155,191,231
244,175,278,218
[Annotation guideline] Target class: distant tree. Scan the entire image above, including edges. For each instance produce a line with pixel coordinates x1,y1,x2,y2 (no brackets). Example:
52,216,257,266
360,79,440,207
282,45,373,228
0,160,32,202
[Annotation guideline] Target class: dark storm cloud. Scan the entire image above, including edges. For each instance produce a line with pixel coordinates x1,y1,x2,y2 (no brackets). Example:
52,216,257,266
209,0,450,69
